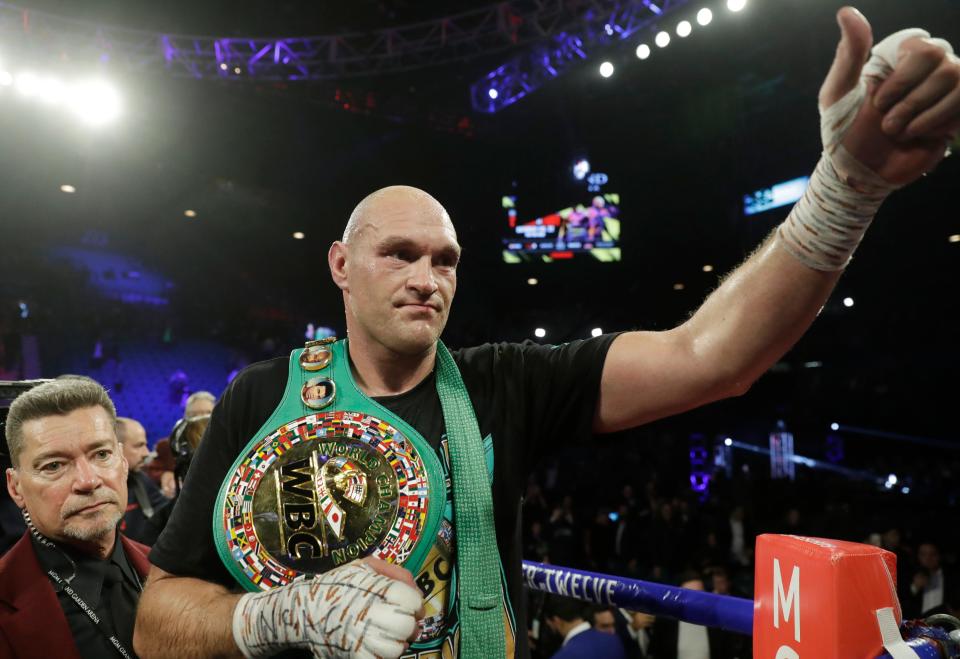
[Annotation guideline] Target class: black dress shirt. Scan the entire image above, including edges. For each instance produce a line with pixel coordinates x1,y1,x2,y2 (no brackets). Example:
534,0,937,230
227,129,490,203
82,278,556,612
31,532,142,658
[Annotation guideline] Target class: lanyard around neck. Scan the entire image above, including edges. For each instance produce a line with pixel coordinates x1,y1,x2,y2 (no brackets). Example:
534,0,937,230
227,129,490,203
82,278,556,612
44,566,136,659
28,517,139,659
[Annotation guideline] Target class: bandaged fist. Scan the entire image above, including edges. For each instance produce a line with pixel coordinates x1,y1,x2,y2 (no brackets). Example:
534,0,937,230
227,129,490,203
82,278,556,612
819,7,959,187
232,557,424,659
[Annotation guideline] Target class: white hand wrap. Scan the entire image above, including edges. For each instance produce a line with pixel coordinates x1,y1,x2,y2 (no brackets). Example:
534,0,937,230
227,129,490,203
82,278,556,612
232,562,423,659
778,29,953,271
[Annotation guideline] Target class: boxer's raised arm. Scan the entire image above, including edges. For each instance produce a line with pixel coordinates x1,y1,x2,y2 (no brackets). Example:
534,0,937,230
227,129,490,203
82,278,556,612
594,7,960,433
594,234,839,433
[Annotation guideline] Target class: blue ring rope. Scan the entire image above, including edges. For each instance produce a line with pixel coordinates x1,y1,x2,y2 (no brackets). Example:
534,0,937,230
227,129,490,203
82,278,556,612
520,560,956,658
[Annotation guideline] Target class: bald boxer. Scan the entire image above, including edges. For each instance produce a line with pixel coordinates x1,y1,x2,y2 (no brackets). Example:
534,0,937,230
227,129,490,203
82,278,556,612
135,9,960,659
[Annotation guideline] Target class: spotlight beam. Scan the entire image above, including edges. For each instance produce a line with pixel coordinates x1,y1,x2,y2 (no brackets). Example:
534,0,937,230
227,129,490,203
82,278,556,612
831,425,959,451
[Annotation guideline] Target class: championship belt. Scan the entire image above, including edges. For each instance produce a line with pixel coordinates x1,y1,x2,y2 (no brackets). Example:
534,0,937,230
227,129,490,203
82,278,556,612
213,338,445,591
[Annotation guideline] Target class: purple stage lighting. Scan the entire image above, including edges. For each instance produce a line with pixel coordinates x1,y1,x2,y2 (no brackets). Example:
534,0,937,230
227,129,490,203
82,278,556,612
488,88,499,100
471,0,692,113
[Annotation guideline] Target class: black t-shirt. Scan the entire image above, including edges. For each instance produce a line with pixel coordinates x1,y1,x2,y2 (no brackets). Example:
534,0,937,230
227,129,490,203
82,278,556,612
150,336,618,658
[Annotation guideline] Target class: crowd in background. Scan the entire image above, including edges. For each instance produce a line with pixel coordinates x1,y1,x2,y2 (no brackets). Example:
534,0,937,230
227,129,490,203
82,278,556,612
519,434,959,657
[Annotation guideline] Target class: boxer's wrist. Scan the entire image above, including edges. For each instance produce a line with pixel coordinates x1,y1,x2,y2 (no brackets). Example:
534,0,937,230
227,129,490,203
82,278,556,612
231,589,308,658
778,25,934,272
777,152,892,271
231,561,423,659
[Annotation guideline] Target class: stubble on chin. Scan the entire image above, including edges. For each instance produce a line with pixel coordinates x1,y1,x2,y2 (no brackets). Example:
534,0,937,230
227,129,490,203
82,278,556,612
61,508,123,543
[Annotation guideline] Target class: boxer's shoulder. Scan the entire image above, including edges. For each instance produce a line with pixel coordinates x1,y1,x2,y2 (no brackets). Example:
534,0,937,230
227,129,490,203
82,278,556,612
215,356,289,434
225,356,289,399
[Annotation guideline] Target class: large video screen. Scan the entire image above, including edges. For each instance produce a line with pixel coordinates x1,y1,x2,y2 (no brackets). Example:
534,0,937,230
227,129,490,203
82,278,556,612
501,193,621,263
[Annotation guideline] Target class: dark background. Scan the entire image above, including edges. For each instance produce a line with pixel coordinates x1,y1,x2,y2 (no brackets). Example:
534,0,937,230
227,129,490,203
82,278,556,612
0,0,957,602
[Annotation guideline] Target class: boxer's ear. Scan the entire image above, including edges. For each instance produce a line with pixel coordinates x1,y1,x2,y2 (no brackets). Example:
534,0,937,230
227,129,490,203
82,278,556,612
328,241,349,291
820,7,874,108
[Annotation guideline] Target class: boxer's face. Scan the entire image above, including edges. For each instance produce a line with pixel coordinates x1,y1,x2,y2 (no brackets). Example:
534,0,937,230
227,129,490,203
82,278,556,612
338,193,460,357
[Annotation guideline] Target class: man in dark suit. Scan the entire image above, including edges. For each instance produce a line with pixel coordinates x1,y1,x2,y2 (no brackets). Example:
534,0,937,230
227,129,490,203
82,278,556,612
0,379,150,658
544,596,626,659
648,573,750,659
901,542,959,619
594,605,653,659
118,417,169,544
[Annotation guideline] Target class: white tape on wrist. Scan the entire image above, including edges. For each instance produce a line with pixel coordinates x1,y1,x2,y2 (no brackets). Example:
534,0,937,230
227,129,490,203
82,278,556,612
232,561,423,659
779,28,952,271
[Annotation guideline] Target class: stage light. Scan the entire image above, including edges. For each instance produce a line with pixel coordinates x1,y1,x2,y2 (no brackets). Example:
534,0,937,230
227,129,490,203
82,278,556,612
673,282,684,290
488,88,498,100
636,44,651,60
830,422,839,431
676,20,692,37
37,77,66,104
292,231,305,240
697,8,713,25
901,486,910,494
572,158,590,180
219,63,228,71
599,61,614,78
534,327,546,338
0,70,13,86
527,277,539,286
949,234,960,243
184,209,197,218
886,473,898,486
724,437,733,447
15,72,39,96
655,31,670,48
842,297,854,308
702,264,714,272
233,66,241,74
60,184,76,194
68,80,121,125
591,327,603,337
727,0,747,12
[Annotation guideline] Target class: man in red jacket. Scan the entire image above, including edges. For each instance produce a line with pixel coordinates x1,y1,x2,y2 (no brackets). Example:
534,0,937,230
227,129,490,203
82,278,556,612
0,378,150,659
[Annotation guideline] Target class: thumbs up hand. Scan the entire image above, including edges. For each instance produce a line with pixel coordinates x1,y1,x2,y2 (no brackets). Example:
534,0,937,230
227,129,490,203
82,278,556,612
819,7,959,188
819,6,874,109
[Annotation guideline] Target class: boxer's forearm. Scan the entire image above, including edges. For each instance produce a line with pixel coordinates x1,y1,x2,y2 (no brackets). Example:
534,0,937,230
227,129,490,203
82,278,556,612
134,567,244,659
595,229,840,433
679,229,841,393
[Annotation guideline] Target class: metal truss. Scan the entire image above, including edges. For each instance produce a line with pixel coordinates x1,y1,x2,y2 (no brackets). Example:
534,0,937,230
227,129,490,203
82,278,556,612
470,0,692,113
0,0,690,121
0,1,589,81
